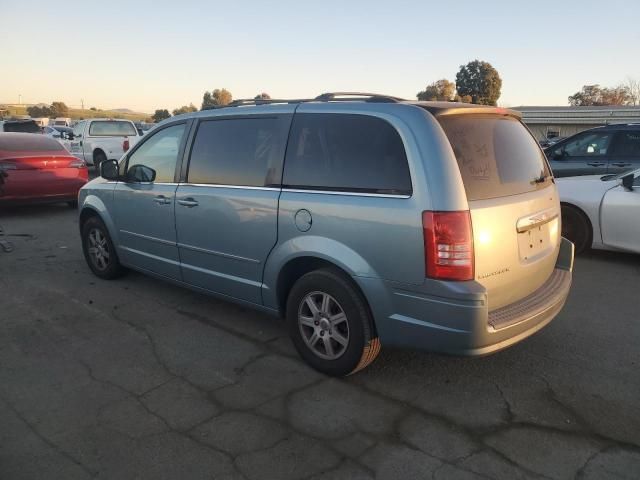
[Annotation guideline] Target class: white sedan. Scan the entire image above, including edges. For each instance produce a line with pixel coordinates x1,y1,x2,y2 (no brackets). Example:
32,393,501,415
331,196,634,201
557,169,640,254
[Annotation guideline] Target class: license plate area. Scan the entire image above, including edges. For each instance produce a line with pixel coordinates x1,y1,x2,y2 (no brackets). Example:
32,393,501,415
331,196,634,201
518,223,553,262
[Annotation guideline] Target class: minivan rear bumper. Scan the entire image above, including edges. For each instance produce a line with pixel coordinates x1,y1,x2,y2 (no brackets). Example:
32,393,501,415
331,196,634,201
360,237,574,355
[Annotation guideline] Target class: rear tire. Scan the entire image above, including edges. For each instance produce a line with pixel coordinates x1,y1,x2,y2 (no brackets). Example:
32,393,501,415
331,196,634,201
286,269,381,376
561,205,591,254
93,150,107,172
81,216,125,279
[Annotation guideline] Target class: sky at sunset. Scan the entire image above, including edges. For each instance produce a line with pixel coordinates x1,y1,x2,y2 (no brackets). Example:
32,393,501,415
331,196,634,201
2,0,639,113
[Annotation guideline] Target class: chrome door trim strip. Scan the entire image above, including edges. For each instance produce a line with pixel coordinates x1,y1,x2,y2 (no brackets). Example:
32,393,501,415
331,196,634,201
177,242,261,264
120,230,176,246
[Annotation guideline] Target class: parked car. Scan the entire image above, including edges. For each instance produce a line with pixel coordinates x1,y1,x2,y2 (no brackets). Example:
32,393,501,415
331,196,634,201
0,133,88,206
557,169,640,254
53,117,72,127
539,136,565,149
68,119,140,168
545,124,640,177
78,93,574,376
0,119,41,133
43,125,74,139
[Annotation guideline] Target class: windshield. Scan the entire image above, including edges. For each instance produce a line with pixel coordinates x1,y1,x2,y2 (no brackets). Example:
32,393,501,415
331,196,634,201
438,115,552,201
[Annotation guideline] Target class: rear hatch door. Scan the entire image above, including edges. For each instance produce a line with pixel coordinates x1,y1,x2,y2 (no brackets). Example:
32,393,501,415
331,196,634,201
438,113,560,310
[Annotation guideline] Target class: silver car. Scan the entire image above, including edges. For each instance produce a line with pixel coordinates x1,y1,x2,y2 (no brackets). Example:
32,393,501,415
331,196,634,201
78,93,574,376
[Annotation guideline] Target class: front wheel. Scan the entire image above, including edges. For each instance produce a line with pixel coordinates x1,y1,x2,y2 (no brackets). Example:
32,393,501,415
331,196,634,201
286,269,381,376
81,216,125,279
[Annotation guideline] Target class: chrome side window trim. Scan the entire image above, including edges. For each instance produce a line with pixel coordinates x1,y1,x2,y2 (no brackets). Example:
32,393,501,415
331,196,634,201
179,183,280,191
281,188,411,199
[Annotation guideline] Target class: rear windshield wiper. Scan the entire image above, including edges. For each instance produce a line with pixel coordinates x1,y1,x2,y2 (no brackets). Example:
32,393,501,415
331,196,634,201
532,174,548,184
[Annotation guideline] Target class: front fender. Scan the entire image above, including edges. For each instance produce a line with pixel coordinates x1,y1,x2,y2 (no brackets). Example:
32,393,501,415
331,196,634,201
79,187,119,245
261,235,380,310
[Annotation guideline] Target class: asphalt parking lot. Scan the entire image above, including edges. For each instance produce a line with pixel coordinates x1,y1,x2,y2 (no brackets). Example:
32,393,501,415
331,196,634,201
1,203,639,480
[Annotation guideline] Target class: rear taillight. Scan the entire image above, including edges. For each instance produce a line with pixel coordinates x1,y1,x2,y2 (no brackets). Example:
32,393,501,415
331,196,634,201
422,211,474,281
123,138,130,152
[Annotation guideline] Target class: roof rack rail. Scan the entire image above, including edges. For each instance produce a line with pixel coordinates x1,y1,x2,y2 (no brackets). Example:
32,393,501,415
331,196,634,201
201,92,406,110
202,98,314,110
315,92,405,103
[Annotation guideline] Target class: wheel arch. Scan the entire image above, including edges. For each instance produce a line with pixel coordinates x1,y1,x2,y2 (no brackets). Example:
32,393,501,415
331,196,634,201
273,255,378,337
79,196,119,245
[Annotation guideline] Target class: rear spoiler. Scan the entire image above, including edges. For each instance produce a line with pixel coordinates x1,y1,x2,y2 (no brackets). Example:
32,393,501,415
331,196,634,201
418,104,522,120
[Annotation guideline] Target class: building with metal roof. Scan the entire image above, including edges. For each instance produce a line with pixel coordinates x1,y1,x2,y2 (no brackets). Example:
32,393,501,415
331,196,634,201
514,105,640,140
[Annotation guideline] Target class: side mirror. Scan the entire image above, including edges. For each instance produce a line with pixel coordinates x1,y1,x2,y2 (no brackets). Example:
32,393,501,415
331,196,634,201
126,164,156,183
67,132,74,140
621,173,635,191
100,159,120,181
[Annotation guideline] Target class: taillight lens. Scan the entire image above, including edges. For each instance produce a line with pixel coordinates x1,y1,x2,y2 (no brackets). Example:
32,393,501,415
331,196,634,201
422,211,474,281
123,138,130,152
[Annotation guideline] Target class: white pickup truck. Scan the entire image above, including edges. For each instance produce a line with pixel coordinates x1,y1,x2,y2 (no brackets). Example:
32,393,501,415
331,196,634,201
68,119,140,167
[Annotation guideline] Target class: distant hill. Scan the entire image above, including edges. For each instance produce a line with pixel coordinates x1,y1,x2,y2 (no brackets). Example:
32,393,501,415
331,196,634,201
0,104,151,122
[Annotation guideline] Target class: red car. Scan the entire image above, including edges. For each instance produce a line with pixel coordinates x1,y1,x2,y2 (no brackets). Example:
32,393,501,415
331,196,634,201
0,133,88,206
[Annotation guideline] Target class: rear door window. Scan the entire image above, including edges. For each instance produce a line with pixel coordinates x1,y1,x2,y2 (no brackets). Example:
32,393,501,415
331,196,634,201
611,131,640,157
187,117,288,187
89,121,137,136
438,115,551,201
283,113,412,195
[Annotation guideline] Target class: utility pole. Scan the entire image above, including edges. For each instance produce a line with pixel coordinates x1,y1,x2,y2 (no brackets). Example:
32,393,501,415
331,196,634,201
81,98,84,110
18,94,22,105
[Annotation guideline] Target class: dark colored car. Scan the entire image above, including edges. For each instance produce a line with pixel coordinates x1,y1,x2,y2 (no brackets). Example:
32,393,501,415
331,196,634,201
0,133,88,206
0,119,41,134
545,124,640,177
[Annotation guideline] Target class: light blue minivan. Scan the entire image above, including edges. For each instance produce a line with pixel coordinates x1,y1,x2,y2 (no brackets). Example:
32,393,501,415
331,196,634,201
79,93,574,376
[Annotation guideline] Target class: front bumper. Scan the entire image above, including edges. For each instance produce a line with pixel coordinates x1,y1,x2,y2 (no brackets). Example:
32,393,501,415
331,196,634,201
359,237,574,355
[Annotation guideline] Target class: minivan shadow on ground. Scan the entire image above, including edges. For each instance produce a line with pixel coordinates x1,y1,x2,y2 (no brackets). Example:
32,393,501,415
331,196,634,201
1,207,639,479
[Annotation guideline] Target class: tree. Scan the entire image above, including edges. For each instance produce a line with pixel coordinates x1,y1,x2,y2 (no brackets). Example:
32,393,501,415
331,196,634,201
201,88,232,109
152,109,171,123
453,94,472,103
417,79,455,101
254,92,271,100
455,60,502,106
624,77,640,106
568,84,632,106
27,104,52,118
172,103,198,116
90,107,97,111
50,101,69,117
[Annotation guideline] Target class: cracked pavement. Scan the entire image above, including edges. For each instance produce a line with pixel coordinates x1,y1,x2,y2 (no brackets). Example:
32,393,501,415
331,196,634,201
0,203,639,480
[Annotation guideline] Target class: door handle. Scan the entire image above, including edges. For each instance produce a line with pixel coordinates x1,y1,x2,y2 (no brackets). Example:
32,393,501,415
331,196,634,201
178,198,199,207
153,195,171,205
611,162,632,167
587,162,605,166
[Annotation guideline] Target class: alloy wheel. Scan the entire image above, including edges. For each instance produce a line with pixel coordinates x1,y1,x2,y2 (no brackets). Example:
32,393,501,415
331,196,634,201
87,228,110,271
298,291,350,360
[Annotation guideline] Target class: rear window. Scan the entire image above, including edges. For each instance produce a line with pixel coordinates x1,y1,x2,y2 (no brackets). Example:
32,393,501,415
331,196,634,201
283,113,412,195
0,134,65,152
438,115,551,201
89,121,137,136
